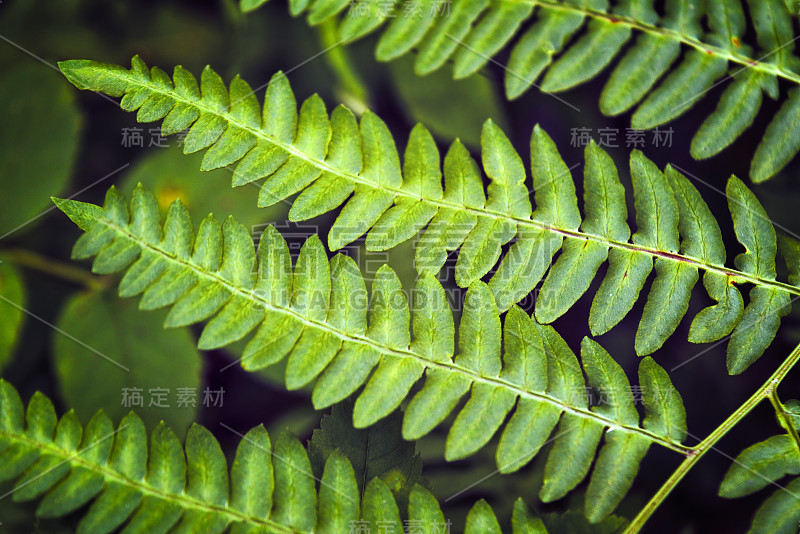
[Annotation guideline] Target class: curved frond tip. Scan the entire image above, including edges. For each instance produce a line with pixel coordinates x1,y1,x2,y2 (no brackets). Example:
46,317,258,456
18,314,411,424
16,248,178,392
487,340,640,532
241,0,800,182
55,184,690,522
0,378,561,533
55,56,800,372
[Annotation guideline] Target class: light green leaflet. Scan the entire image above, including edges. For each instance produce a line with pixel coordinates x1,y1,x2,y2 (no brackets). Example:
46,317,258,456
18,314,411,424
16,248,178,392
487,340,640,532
237,0,800,182
54,184,690,522
719,421,800,534
57,57,800,373
0,378,559,534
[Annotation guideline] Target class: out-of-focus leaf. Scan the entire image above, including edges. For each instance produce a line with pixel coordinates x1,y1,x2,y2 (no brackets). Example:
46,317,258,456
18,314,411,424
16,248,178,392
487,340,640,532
0,259,25,371
308,400,424,509
53,291,202,435
0,63,80,237
120,144,285,230
389,56,508,147
267,407,321,439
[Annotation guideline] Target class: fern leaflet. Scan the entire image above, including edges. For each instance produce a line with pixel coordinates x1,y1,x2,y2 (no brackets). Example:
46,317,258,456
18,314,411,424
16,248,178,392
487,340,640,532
57,56,800,373
54,184,689,522
0,378,562,533
718,399,800,534
242,0,800,182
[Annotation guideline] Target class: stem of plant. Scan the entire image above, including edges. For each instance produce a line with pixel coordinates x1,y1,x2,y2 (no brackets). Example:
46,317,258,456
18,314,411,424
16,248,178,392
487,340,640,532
767,387,800,458
1,248,107,291
624,340,800,533
317,19,370,114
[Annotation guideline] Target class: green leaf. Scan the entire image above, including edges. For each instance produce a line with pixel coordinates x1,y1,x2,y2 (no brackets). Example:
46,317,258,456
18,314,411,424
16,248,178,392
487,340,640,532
389,56,509,148
362,478,403,533
272,432,317,531
540,413,604,503
638,357,687,443
691,70,765,160
585,432,650,523
541,19,630,93
0,259,25,371
76,0,800,183
464,499,502,534
230,425,273,523
53,290,201,435
745,477,800,534
316,450,359,534
666,167,742,344
706,0,747,50
452,2,534,79
581,339,651,522
512,498,549,534
629,151,696,356
720,435,800,499
631,51,728,130
726,176,791,374
414,0,490,76
308,400,423,507
751,88,800,183
534,141,625,322
0,63,80,237
375,2,438,61
600,34,681,116
747,0,798,70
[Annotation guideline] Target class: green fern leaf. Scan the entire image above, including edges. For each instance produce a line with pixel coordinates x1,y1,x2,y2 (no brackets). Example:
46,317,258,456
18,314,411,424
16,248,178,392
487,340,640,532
719,426,800,533
719,435,800,499
465,499,503,533
56,57,800,371
747,483,800,534
0,378,569,533
235,0,800,181
54,184,691,521
725,177,792,374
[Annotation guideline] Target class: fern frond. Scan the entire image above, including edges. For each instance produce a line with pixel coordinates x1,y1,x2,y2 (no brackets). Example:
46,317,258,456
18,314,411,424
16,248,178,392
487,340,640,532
0,378,561,533
54,184,689,522
718,402,800,534
56,57,800,373
241,0,800,182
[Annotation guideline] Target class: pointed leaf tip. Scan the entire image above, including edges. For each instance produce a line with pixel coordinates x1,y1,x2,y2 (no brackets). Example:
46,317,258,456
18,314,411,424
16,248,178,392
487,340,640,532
52,197,103,232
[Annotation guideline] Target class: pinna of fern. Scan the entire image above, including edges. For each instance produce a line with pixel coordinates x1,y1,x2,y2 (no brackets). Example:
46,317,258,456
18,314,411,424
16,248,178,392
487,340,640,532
716,399,800,534
0,378,563,533
54,183,689,523
243,0,800,183
59,55,800,374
